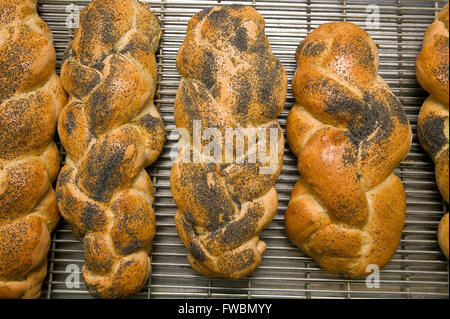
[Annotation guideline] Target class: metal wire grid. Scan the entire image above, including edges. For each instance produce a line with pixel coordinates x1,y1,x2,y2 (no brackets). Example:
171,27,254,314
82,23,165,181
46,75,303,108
34,0,449,298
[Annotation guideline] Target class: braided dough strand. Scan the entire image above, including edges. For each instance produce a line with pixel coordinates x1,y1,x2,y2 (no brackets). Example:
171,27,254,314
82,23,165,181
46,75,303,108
0,0,66,298
286,22,412,278
56,0,165,298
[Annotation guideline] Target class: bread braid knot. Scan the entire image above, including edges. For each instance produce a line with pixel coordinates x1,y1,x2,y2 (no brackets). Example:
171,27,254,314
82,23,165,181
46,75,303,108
0,0,66,298
286,22,412,278
416,3,449,259
170,5,287,279
56,0,165,298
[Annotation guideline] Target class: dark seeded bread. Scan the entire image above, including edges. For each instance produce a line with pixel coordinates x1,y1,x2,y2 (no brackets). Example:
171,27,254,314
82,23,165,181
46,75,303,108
170,5,287,279
56,0,165,298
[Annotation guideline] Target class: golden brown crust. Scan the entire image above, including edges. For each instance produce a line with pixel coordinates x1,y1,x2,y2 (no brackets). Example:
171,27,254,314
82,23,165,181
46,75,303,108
170,5,287,279
417,4,449,107
0,0,66,298
438,213,449,259
285,22,411,278
416,4,449,260
56,0,165,298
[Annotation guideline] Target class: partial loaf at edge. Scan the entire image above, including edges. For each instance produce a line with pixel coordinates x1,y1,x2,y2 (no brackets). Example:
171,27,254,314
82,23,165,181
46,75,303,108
416,3,449,260
0,0,67,298
439,214,449,259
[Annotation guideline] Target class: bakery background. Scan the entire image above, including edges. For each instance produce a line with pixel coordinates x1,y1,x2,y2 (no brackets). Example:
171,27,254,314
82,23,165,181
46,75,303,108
37,0,449,298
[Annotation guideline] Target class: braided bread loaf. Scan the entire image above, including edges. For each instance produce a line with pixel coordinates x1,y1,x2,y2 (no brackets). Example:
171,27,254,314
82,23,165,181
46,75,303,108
0,0,66,298
286,22,412,278
416,3,449,259
56,0,165,298
170,5,287,279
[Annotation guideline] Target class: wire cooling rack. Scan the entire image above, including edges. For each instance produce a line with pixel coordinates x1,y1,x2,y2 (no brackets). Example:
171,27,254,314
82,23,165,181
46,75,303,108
36,0,449,299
